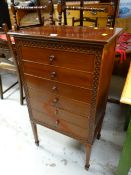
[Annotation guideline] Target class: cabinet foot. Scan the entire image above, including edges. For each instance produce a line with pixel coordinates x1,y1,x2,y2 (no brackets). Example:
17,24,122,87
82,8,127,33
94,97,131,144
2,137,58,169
97,133,101,140
96,112,105,140
85,144,91,170
85,164,90,170
35,141,39,146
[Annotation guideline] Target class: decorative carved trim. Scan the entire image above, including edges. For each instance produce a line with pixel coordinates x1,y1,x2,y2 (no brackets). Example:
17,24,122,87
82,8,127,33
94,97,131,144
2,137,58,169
15,40,36,123
89,50,102,142
15,38,103,143
16,38,102,54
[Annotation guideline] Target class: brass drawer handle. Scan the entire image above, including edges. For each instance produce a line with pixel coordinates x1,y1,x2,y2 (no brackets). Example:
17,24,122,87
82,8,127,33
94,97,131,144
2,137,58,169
49,55,55,64
52,86,57,91
50,71,56,79
54,109,59,115
55,119,60,126
52,97,59,103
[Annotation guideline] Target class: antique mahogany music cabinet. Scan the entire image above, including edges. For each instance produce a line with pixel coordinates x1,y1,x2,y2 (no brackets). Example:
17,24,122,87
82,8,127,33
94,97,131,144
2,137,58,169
10,26,122,169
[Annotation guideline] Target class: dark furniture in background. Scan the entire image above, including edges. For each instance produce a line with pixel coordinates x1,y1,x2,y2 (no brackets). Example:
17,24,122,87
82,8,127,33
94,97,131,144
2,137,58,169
0,0,11,29
10,0,120,28
57,0,120,27
10,0,54,30
0,23,24,105
10,26,122,169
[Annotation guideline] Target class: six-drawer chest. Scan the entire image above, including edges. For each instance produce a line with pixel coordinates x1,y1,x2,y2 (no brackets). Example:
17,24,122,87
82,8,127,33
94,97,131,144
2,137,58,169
10,26,122,169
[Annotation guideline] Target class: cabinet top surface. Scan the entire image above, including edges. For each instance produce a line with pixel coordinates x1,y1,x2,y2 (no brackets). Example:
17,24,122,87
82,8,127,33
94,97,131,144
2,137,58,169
10,26,122,44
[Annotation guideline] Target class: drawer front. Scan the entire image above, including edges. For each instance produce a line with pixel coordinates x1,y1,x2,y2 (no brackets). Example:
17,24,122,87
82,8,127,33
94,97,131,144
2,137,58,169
28,87,90,117
32,109,89,139
21,46,95,72
30,99,89,129
23,61,93,88
25,74,92,103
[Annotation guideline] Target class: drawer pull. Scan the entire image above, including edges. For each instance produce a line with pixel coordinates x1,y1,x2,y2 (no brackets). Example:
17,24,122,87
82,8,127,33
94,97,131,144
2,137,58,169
55,119,59,126
52,86,57,91
52,98,59,103
54,109,59,115
50,71,56,79
49,55,55,64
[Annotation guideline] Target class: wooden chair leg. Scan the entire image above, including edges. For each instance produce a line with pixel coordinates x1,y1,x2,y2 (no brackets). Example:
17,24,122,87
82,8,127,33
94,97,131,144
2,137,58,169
0,75,3,99
31,121,39,146
85,144,91,170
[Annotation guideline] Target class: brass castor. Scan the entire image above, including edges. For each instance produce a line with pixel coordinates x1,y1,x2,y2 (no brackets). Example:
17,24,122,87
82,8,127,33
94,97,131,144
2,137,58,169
35,141,39,146
85,164,90,170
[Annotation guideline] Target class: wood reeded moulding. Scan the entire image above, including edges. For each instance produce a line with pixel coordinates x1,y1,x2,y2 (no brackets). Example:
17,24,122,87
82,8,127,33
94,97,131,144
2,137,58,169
10,26,122,170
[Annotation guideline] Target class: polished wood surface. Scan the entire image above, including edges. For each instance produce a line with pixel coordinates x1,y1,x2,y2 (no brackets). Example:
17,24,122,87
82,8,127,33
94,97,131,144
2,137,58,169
31,100,89,129
25,74,92,103
28,87,91,117
10,25,122,170
32,109,89,139
21,46,95,72
23,61,93,88
11,25,122,43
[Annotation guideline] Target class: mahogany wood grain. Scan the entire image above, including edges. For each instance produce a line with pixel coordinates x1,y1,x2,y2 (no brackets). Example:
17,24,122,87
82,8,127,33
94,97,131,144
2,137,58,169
24,74,92,103
23,61,93,88
21,46,95,72
10,26,122,43
31,99,89,129
10,25,122,169
32,109,89,139
28,87,91,117
96,39,116,124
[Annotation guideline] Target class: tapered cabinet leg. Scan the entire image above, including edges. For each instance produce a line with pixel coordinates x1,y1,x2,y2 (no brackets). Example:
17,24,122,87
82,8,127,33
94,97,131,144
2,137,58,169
97,120,102,139
31,121,39,146
85,144,91,170
97,112,105,140
97,133,101,140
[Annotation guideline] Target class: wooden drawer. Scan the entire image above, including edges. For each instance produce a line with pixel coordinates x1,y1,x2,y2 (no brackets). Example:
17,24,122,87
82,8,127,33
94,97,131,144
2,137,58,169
28,87,91,117
23,61,93,88
21,46,95,72
25,74,92,103
31,99,89,129
32,109,89,139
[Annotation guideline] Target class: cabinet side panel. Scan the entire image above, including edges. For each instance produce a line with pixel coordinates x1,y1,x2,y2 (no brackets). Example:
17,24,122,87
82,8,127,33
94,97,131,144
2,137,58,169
96,39,116,124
